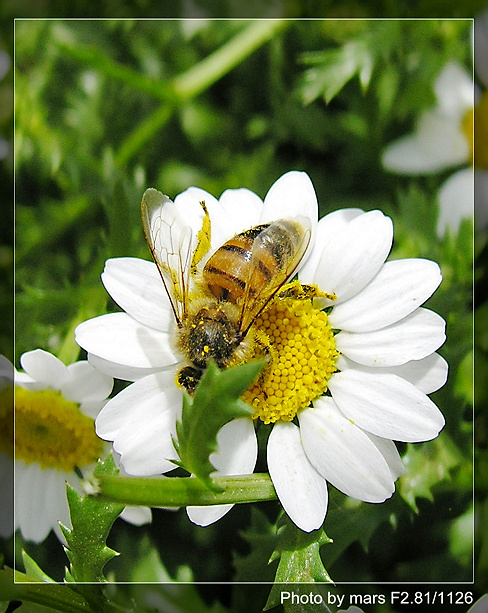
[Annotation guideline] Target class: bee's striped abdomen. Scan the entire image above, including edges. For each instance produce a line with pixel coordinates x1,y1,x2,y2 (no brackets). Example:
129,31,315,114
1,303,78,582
203,221,302,303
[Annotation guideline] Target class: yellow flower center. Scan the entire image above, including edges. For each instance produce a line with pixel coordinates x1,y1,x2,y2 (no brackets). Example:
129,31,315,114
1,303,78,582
474,89,488,170
4,386,104,471
243,283,338,424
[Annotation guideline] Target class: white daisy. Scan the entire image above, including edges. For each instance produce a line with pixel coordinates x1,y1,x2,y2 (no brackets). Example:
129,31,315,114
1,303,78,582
0,349,149,543
75,171,447,533
382,18,488,234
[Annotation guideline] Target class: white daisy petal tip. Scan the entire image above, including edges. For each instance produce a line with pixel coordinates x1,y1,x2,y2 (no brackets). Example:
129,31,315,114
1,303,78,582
262,170,318,227
309,209,394,306
328,370,446,443
186,418,258,528
19,349,69,389
300,398,396,504
267,421,328,532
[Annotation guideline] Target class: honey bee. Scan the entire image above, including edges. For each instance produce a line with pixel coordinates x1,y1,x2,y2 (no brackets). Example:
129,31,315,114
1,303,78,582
141,187,312,394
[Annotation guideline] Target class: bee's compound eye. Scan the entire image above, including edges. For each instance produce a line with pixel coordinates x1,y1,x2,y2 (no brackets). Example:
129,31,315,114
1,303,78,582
177,366,202,395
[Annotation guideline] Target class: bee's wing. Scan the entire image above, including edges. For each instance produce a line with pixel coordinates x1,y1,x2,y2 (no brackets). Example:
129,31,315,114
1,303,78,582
141,188,194,325
238,216,312,335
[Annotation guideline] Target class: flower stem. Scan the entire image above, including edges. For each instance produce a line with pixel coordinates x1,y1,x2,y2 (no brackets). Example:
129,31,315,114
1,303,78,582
96,472,277,507
172,19,289,101
115,19,289,167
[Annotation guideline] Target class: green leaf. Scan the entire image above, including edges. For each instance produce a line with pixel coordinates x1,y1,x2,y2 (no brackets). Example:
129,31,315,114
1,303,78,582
0,566,91,613
174,360,261,490
400,434,464,512
320,494,398,568
61,454,125,584
233,507,278,582
128,540,229,613
298,39,374,105
265,517,333,611
21,551,56,583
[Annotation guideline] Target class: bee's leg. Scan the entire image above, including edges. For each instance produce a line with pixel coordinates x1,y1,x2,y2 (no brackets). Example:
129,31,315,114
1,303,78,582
177,365,202,395
278,280,336,301
252,330,276,389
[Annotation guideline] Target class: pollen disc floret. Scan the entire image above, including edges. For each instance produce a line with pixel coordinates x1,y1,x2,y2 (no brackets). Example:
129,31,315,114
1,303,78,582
243,286,338,424
13,387,103,471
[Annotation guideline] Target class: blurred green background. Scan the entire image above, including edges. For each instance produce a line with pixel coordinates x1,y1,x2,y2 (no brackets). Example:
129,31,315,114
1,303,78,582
2,8,485,612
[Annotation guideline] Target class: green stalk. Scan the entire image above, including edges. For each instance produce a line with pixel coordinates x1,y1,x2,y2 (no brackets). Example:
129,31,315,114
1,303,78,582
56,20,289,168
114,104,172,168
115,19,289,167
172,19,289,101
97,473,277,507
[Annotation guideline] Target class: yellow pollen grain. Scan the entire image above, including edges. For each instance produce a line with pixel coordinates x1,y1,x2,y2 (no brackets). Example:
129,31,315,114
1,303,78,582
243,286,338,424
11,387,104,471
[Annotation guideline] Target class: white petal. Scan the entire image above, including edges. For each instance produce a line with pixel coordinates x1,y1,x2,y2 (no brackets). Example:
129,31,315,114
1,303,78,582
310,211,393,306
187,417,257,527
172,186,220,237
212,188,264,247
328,369,445,442
62,361,113,403
87,353,166,382
79,400,106,420
382,109,470,174
19,349,69,389
267,421,328,532
336,352,449,394
210,417,257,474
329,259,442,332
260,171,319,269
387,353,448,393
365,433,405,481
335,308,446,367
299,398,395,502
75,313,178,370
44,469,73,542
434,62,474,118
101,258,175,331
299,208,364,285
15,462,43,540
120,506,152,526
95,372,181,476
15,462,70,542
262,171,318,226
437,168,474,237
14,372,45,391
